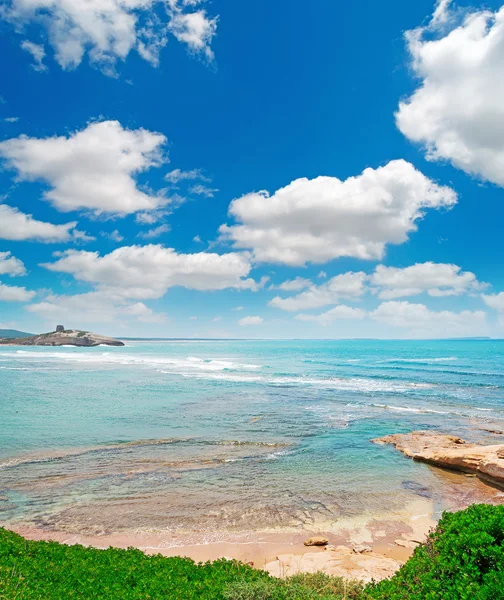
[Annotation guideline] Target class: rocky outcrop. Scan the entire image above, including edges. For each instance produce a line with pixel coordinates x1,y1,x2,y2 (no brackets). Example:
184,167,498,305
304,536,329,547
265,545,402,583
374,431,504,488
0,329,124,347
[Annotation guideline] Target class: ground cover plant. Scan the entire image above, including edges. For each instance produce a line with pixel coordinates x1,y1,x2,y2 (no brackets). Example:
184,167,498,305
1,504,504,599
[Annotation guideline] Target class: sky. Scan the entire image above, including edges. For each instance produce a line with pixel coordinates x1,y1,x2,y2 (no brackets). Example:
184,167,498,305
0,0,504,339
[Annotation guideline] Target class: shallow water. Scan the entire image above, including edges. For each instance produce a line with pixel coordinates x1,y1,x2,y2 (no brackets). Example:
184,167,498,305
1,339,504,534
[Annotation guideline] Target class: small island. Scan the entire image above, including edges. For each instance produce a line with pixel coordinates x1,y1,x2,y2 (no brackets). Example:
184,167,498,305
0,325,124,347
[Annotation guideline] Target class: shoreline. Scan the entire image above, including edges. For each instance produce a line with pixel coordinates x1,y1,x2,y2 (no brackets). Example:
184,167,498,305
4,460,504,580
5,497,435,578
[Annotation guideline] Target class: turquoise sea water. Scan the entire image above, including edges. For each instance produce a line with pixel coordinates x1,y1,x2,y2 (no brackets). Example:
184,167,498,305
1,339,504,534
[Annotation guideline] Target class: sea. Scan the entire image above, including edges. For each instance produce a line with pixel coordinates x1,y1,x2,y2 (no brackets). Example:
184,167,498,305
1,339,504,537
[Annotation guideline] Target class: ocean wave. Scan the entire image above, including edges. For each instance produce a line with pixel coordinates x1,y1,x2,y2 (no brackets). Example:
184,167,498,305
380,357,458,364
0,351,263,372
371,404,450,415
162,370,435,393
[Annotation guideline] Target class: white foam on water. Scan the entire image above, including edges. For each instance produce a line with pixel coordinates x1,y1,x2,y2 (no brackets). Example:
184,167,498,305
380,357,458,364
0,351,262,372
372,404,450,415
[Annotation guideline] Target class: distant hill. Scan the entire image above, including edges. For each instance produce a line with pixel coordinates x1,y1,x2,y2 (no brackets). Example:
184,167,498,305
0,329,33,339
0,328,124,347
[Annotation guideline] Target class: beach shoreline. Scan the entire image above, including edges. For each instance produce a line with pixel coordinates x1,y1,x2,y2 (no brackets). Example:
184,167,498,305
2,496,440,577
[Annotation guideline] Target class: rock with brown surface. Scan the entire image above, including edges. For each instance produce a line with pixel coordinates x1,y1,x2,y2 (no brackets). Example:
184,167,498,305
373,431,504,488
265,545,402,583
303,536,329,546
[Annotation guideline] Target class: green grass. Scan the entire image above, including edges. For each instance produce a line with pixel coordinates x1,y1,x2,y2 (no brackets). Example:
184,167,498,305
2,505,504,599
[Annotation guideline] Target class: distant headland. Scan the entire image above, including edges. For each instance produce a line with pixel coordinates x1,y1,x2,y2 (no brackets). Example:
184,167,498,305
0,325,124,347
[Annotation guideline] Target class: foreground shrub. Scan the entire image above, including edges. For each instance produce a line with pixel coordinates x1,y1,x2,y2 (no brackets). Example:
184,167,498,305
0,529,270,600
369,503,504,599
2,504,504,599
224,572,365,600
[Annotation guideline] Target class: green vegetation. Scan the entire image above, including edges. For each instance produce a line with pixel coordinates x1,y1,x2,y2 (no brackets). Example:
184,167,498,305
0,329,33,339
369,503,504,599
1,505,504,599
223,573,365,599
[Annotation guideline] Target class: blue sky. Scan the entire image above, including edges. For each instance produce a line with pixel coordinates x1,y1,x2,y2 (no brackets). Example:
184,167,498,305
0,0,503,338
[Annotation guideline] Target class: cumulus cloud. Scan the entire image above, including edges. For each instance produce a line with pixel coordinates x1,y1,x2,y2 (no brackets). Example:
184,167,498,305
482,292,504,312
371,300,487,337
220,160,456,266
3,0,218,74
27,291,165,324
189,184,219,198
169,9,217,61
137,224,170,239
21,40,47,71
0,282,36,301
165,168,209,184
273,277,312,292
0,204,87,242
101,229,124,243
397,2,504,186
295,305,366,325
0,120,170,216
42,244,259,299
371,262,486,299
239,315,263,326
270,272,367,312
0,251,27,276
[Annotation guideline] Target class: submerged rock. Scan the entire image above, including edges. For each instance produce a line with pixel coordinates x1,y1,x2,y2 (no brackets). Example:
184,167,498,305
374,431,504,489
0,329,124,347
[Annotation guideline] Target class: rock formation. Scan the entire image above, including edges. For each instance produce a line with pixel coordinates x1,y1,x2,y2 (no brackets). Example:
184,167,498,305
304,536,329,547
374,430,504,488
265,545,402,583
0,328,124,347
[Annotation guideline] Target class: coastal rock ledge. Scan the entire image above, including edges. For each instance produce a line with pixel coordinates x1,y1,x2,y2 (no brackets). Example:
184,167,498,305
0,328,124,347
374,431,504,488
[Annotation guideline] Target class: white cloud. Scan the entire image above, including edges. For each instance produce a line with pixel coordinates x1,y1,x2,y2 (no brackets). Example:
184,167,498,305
371,262,485,299
212,316,222,322
21,40,47,71
4,117,19,123
101,229,124,243
27,291,165,324
4,0,218,74
169,9,217,61
220,160,456,266
270,272,367,312
189,184,219,197
295,305,366,325
0,251,27,276
397,3,504,186
193,235,202,243
318,271,327,279
239,315,263,326
232,306,244,311
0,120,170,216
0,282,35,301
274,277,312,292
137,224,170,239
165,168,209,183
432,0,453,27
371,300,487,337
482,292,504,312
42,244,259,299
0,204,87,242
135,209,170,225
